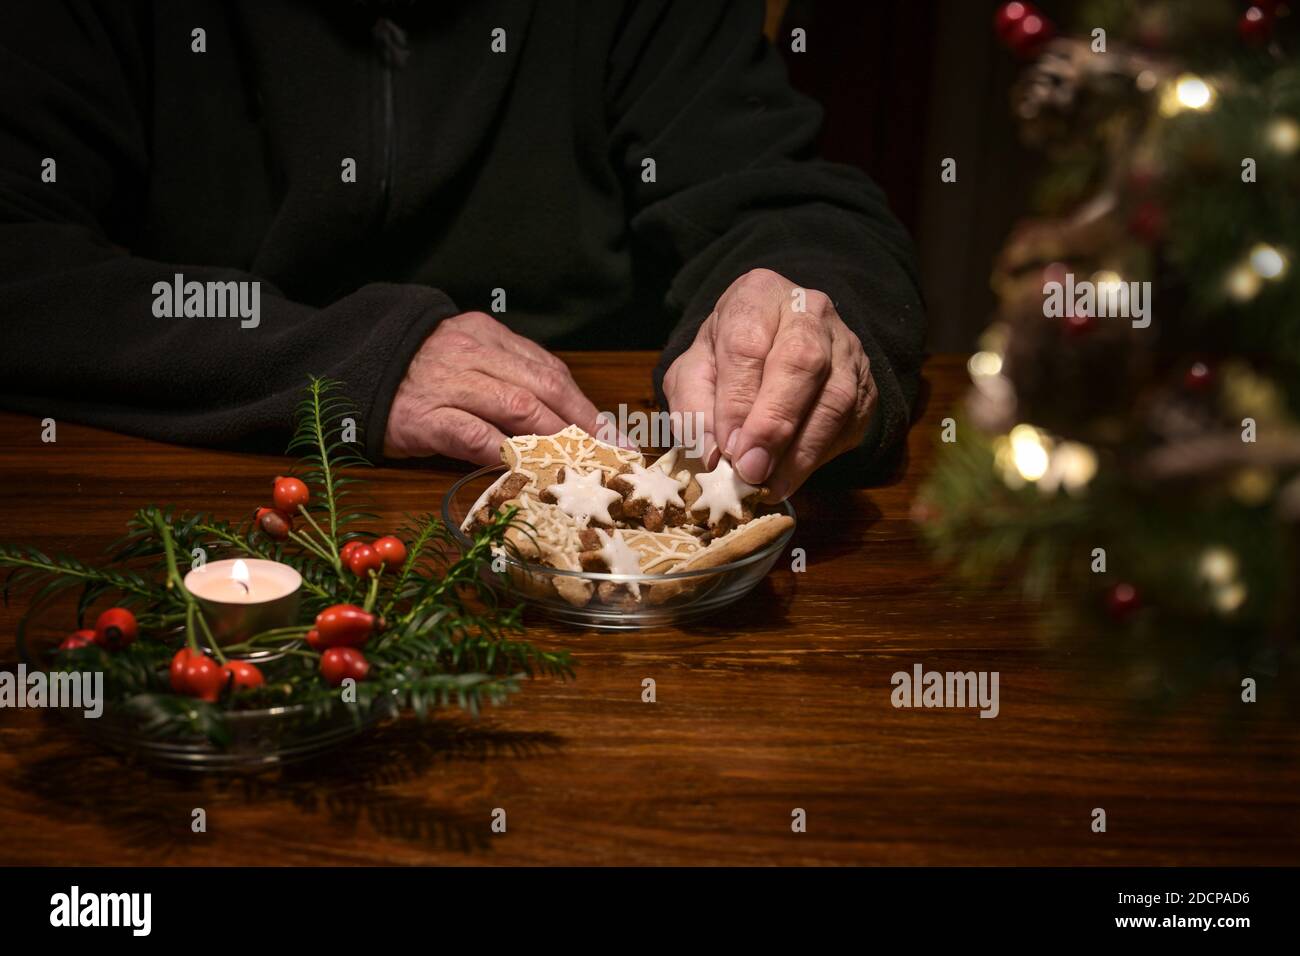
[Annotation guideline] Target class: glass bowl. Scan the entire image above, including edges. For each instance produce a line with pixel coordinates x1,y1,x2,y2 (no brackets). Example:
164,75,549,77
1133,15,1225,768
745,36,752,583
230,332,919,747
441,465,796,629
15,592,387,773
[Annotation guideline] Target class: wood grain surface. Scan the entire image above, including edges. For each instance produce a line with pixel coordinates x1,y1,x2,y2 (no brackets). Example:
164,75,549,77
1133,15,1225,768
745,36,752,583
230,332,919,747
0,353,1296,866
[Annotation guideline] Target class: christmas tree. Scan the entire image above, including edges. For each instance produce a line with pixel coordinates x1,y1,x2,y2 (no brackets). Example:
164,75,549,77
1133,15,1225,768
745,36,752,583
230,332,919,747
917,1,1300,713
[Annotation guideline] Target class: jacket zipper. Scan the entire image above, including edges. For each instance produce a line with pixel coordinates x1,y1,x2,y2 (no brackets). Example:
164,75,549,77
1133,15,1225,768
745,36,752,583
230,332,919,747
372,18,407,226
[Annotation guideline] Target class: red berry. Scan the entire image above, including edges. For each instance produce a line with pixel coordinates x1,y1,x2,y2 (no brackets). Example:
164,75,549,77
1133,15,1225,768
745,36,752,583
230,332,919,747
340,540,368,563
345,544,384,577
1106,582,1142,621
222,660,265,690
272,476,310,513
305,628,325,651
256,506,293,540
372,536,407,570
59,629,96,651
320,647,370,686
169,648,225,702
314,604,376,648
94,607,138,650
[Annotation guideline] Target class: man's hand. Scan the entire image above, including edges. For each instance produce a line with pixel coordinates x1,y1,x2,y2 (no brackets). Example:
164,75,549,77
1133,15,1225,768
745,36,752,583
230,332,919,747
662,269,877,500
384,311,602,462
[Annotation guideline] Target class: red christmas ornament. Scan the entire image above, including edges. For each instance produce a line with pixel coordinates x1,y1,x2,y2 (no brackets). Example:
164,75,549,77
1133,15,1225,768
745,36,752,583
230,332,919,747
1106,582,1142,620
169,648,225,702
345,543,384,577
320,647,370,686
1184,361,1215,391
59,629,97,651
1239,5,1273,44
222,660,265,690
995,2,1055,57
94,607,138,650
272,476,310,513
314,603,377,648
1128,200,1166,244
372,535,407,569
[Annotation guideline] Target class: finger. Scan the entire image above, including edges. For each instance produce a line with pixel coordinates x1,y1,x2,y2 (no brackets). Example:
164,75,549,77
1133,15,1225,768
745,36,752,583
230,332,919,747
423,408,507,465
729,311,833,485
765,358,875,501
662,336,719,466
712,281,784,458
448,370,571,436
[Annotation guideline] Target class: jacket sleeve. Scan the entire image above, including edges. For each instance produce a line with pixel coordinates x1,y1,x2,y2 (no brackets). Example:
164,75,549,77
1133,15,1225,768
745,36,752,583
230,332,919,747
0,2,455,459
606,0,926,473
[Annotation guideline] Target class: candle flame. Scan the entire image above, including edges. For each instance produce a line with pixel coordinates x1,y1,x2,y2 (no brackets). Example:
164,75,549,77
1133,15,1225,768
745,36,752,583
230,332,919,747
232,559,251,587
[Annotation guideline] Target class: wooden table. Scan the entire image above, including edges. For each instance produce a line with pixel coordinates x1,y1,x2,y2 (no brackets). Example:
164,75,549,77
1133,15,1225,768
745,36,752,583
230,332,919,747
1,353,1296,866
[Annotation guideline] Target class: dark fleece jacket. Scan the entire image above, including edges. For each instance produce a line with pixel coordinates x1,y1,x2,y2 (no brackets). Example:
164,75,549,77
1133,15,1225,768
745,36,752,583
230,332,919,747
0,0,924,473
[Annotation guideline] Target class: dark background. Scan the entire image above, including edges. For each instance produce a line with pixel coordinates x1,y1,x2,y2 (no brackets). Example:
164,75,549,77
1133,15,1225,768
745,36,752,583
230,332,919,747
774,0,1072,351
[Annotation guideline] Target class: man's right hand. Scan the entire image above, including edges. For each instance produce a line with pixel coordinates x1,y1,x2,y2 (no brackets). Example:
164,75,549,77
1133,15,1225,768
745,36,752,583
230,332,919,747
383,311,602,463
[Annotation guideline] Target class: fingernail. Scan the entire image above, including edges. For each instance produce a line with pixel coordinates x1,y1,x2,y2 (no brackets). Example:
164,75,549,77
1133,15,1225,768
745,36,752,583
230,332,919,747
700,432,718,468
724,430,738,458
735,446,772,484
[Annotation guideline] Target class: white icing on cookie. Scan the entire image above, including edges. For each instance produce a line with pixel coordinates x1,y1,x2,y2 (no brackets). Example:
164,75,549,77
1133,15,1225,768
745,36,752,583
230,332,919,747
594,528,643,597
691,457,758,525
505,425,642,489
650,446,680,475
621,527,703,573
619,462,685,509
545,468,622,527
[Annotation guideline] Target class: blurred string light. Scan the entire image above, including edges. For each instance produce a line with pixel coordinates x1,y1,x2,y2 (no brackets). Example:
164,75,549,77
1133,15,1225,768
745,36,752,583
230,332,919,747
992,425,1097,495
1159,73,1216,115
1249,243,1287,280
967,350,1003,379
1198,546,1247,616
1267,116,1300,155
1225,243,1289,301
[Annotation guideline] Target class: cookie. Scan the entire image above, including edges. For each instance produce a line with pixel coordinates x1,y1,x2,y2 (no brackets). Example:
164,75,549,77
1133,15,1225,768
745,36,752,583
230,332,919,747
501,424,642,491
688,457,765,534
540,465,623,527
462,470,531,535
646,512,794,605
575,528,645,598
608,462,689,532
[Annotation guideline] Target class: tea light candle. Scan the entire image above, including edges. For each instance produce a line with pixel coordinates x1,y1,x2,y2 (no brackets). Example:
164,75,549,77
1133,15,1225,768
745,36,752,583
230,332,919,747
183,558,302,644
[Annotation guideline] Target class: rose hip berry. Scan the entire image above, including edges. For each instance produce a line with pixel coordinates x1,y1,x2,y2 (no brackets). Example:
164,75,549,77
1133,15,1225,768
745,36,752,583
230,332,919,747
272,476,310,513
373,536,407,569
314,604,376,647
94,607,138,650
320,647,370,686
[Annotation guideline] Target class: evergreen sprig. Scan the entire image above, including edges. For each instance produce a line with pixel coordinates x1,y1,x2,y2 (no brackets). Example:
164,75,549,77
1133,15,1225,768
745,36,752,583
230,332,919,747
0,376,572,748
